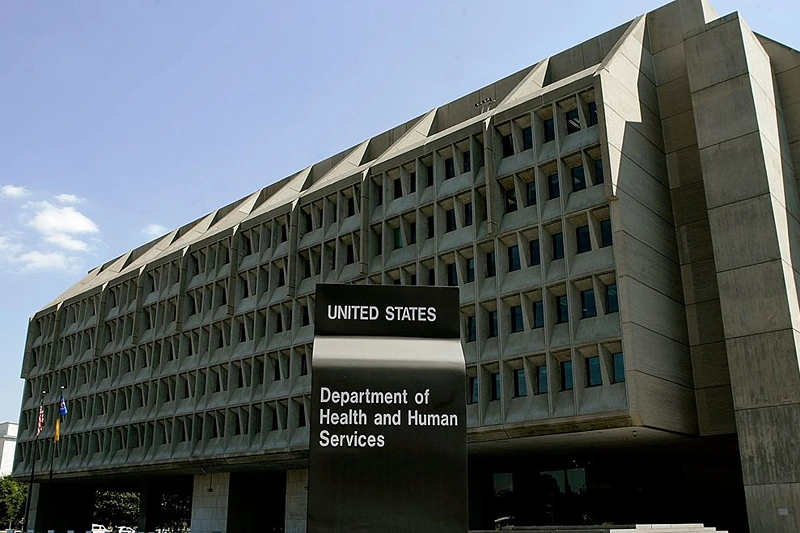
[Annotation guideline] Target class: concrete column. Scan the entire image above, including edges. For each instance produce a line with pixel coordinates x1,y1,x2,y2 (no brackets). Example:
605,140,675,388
284,469,307,533
190,473,230,533
686,12,800,533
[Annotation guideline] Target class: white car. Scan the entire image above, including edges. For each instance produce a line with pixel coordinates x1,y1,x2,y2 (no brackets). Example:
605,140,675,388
92,526,110,533
117,527,136,533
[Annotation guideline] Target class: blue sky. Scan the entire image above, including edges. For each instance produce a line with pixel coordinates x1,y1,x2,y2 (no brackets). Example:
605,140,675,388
0,0,797,423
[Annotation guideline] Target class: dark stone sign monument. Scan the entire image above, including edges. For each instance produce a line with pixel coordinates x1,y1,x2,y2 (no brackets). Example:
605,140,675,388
308,283,467,533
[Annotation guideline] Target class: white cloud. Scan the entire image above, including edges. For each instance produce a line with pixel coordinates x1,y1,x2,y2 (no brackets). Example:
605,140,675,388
143,223,167,237
14,251,82,273
54,193,83,204
1,185,31,198
25,201,100,251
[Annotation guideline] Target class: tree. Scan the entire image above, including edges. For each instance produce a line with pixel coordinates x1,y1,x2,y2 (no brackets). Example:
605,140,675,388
0,475,27,530
93,491,140,528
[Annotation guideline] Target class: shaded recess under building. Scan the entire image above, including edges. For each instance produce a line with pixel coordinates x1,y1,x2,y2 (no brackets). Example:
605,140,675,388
13,0,800,532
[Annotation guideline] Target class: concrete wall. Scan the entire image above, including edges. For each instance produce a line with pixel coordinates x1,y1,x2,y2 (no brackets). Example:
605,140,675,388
285,469,307,533
599,14,697,434
685,11,800,533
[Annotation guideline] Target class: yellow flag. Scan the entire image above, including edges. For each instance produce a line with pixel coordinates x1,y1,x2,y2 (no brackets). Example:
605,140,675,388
54,417,60,442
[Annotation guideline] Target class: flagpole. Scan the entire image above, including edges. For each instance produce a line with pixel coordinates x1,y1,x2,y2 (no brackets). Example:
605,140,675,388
48,387,64,484
22,389,46,533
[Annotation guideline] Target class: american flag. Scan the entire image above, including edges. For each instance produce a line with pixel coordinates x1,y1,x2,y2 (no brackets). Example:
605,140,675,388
36,404,45,437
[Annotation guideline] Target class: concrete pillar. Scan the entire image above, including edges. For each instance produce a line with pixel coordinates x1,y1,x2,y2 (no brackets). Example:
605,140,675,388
284,469,307,533
137,483,161,533
190,473,230,533
686,12,800,533
27,482,95,533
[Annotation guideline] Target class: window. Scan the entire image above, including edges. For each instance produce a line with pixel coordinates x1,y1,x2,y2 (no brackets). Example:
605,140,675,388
552,232,564,260
463,151,471,173
510,305,524,333
588,102,598,126
280,224,288,242
393,228,403,250
445,209,457,232
445,157,456,179
486,252,496,277
536,365,548,394
612,352,626,383
428,268,436,286
376,183,383,205
464,202,473,227
277,268,286,287
561,360,574,390
508,245,521,272
581,289,597,318
490,372,501,400
544,118,555,142
409,222,416,244
409,173,417,193
606,283,619,313
427,215,435,239
526,181,536,207
300,354,309,376
571,165,586,192
303,211,313,233
298,403,307,427
586,356,602,387
301,257,311,280
426,166,434,187
548,173,560,199
468,376,478,404
533,300,544,328
556,295,569,323
345,244,355,265
467,315,476,342
488,310,498,338
394,178,402,199
522,126,533,151
466,257,475,283
530,239,541,266
576,225,591,254
446,263,458,287
347,197,356,217
504,186,517,213
600,219,613,247
513,368,527,397
501,134,514,158
566,109,580,133
301,306,310,326
594,158,604,184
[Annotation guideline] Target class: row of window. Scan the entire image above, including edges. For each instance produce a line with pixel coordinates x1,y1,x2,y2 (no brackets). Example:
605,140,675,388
467,351,625,403
464,282,618,340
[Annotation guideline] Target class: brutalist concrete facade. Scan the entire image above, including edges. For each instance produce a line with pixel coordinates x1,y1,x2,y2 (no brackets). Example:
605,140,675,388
13,1,800,532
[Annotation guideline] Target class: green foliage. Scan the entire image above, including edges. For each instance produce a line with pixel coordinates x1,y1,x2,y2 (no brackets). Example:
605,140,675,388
0,475,27,530
159,491,190,532
93,490,140,528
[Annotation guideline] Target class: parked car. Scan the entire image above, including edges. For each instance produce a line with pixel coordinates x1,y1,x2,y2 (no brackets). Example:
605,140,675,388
92,525,110,533
116,527,135,533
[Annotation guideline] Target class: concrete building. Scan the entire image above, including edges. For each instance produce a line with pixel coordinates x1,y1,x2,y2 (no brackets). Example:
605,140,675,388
0,422,18,476
12,0,800,532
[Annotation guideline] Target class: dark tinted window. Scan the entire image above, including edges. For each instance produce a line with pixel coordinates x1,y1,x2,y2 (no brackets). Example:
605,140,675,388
544,118,555,142
571,165,586,192
548,173,560,199
600,219,613,247
556,294,569,323
530,239,541,266
552,232,564,260
561,360,573,390
522,126,533,151
501,134,514,157
508,245,521,272
533,300,544,328
566,109,580,134
586,356,602,387
581,289,597,318
511,305,524,333
576,225,591,253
